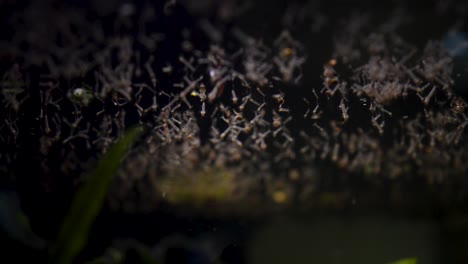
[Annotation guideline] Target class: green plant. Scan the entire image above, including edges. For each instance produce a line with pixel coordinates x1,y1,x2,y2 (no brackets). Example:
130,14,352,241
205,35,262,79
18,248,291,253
50,126,143,264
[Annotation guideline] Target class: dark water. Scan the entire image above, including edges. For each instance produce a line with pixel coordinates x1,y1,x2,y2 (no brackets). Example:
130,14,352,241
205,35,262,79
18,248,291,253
1,0,468,263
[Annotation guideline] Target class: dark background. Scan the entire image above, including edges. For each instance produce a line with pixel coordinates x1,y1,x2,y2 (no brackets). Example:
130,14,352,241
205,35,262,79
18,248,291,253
1,0,468,263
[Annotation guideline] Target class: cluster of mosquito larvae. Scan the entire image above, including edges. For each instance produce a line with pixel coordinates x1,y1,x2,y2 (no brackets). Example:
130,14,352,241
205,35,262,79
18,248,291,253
1,0,467,193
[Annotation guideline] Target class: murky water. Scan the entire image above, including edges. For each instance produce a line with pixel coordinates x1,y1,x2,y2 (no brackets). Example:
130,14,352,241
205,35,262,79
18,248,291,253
1,0,468,263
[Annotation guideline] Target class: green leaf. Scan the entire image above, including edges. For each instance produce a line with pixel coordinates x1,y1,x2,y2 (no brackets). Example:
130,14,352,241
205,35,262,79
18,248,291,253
50,126,143,264
0,190,46,249
387,258,417,264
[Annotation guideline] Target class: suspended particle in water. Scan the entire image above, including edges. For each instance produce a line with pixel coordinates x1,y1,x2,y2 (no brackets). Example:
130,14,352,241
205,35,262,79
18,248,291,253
280,47,294,59
451,97,466,113
164,0,176,16
68,87,94,106
119,3,135,17
272,190,288,204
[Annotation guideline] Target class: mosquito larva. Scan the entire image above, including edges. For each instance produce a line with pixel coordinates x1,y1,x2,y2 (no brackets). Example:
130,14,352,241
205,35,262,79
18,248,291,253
182,118,193,133
208,75,229,102
4,120,17,135
423,85,437,105
339,98,349,121
303,98,310,118
232,89,238,105
162,63,173,74
279,107,290,113
201,102,206,117
167,119,180,133
331,143,339,162
179,55,195,72
239,95,251,111
171,103,181,113
145,57,157,87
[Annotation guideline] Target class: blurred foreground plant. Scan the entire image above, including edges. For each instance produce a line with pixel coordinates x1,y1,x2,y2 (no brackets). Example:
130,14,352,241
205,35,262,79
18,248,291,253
50,126,143,264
